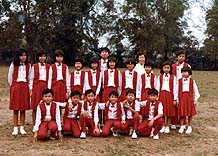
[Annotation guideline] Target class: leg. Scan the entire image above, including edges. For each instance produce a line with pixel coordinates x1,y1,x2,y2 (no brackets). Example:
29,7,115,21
120,120,131,135
80,115,88,132
38,122,49,139
13,110,18,127
153,118,164,135
137,120,151,137
188,116,192,126
88,119,100,137
62,118,72,132
178,116,186,133
71,119,81,138
185,116,193,134
133,114,140,130
32,110,36,125
48,121,58,138
102,120,113,137
113,120,121,131
20,110,25,126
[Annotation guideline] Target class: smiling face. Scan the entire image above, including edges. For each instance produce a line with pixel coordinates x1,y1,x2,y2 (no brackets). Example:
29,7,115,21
86,92,95,103
42,93,53,103
145,66,152,74
71,95,80,105
126,93,135,103
108,94,118,104
126,63,135,71
109,61,116,69
138,54,145,65
75,62,82,70
38,54,47,63
148,94,158,102
91,62,98,70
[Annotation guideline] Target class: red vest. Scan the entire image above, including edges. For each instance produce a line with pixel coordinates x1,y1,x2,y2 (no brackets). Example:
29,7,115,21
87,70,100,89
70,71,85,90
33,63,50,84
172,62,189,76
124,102,136,119
83,101,97,118
141,73,155,89
159,74,174,94
39,102,56,121
104,102,121,121
122,71,137,90
63,102,82,118
12,63,30,84
141,100,160,118
51,63,67,85
104,69,119,88
178,78,194,99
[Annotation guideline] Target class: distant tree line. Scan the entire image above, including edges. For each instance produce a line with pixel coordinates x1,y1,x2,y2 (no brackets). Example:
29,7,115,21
0,0,217,70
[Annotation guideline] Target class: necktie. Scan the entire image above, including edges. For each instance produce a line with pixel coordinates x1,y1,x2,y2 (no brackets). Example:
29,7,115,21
165,74,168,77
111,105,115,108
46,103,50,106
129,72,132,75
88,102,92,106
41,63,45,66
147,74,150,77
110,70,113,73
76,71,79,74
184,78,188,81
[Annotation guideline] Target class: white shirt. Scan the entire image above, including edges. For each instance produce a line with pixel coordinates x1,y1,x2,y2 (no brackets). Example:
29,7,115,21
8,63,31,86
181,77,200,101
175,62,191,80
80,101,97,118
84,70,102,94
33,102,62,132
136,73,157,98
123,70,134,89
94,102,125,125
133,63,145,76
100,59,108,73
125,101,140,120
47,63,70,90
29,63,47,90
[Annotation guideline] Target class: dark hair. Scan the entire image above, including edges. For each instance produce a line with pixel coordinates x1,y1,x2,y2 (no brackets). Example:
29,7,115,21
125,58,136,65
89,57,99,68
126,89,136,97
74,57,83,65
144,60,154,69
85,89,96,96
13,48,29,67
107,57,117,68
42,88,54,97
108,91,119,98
176,50,186,57
136,52,146,61
160,61,172,74
54,49,64,57
100,47,110,54
36,51,47,62
70,90,82,97
148,88,158,96
181,66,192,75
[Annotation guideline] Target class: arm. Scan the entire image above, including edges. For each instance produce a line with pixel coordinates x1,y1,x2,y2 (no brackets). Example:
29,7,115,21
136,76,142,99
84,72,90,91
29,65,34,91
8,63,14,86
96,72,102,95
193,80,200,103
118,70,122,95
121,103,126,123
55,104,62,131
155,76,160,93
173,75,178,101
33,105,42,132
66,66,70,91
47,66,52,89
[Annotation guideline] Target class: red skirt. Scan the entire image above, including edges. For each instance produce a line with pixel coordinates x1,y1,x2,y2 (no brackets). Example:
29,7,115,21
52,81,67,102
31,81,47,110
9,82,30,110
159,90,175,117
71,85,83,95
102,86,117,102
119,88,130,102
141,88,150,101
178,92,196,117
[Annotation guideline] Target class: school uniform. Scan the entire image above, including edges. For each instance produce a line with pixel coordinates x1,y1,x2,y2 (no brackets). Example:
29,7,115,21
29,63,50,110
119,70,138,101
48,63,70,102
95,102,125,137
172,62,190,80
8,62,31,110
178,78,200,117
62,102,82,138
33,102,62,139
120,101,140,133
156,74,178,117
101,69,121,102
137,100,163,136
133,63,145,76
99,59,108,73
136,72,156,101
80,101,100,137
70,70,85,95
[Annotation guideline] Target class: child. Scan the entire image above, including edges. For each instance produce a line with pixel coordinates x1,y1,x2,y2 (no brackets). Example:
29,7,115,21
172,50,191,80
136,60,156,101
99,47,110,73
48,49,70,102
101,57,121,102
70,58,85,97
62,90,82,138
119,58,138,102
85,57,101,101
120,89,140,139
8,49,31,136
80,89,101,138
33,88,62,141
133,51,146,76
177,67,200,134
137,88,163,140
94,91,125,137
29,51,50,125
156,61,177,134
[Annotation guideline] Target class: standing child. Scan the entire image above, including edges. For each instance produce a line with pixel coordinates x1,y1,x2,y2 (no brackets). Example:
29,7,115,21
8,49,31,136
94,91,125,137
120,89,140,139
137,88,163,140
136,60,156,101
70,58,85,97
48,49,70,102
99,47,110,73
119,58,138,102
29,51,50,125
156,61,177,134
133,51,146,76
33,89,62,141
80,89,101,138
85,57,101,101
62,90,82,138
101,57,121,102
177,67,200,134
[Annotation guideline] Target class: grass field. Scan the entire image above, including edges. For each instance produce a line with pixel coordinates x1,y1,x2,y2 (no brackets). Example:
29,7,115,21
0,65,218,156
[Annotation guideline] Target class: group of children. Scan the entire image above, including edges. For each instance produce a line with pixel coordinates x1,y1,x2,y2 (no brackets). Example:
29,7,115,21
8,48,200,141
